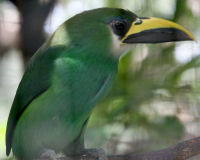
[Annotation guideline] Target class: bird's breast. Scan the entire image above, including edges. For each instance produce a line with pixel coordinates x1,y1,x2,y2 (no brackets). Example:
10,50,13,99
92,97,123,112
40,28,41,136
52,57,117,118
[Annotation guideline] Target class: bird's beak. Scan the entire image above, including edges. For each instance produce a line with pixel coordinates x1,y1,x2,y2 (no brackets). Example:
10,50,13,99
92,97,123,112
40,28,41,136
121,17,195,44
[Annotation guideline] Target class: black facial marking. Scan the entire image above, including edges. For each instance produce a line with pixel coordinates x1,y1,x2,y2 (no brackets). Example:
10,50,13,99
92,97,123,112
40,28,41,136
110,19,132,39
115,21,126,31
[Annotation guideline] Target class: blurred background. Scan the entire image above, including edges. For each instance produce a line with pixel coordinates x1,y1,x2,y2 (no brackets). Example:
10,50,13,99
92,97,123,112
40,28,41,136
0,0,200,159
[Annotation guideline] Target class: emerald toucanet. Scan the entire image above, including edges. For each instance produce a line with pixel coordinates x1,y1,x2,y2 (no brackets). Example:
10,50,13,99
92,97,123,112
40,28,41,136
6,8,194,160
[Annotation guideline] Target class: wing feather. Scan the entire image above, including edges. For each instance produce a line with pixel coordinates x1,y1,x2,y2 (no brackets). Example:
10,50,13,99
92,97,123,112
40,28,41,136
6,46,66,155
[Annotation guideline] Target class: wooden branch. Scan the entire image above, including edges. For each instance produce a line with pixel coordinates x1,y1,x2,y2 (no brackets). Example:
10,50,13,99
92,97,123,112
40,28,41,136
36,136,200,160
108,136,200,160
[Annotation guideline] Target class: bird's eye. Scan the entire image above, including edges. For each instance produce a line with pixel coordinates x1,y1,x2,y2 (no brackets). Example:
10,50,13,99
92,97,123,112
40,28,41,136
115,21,125,31
111,20,127,37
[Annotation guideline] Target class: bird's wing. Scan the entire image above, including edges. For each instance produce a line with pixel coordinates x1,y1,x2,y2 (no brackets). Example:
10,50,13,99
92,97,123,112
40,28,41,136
6,45,67,155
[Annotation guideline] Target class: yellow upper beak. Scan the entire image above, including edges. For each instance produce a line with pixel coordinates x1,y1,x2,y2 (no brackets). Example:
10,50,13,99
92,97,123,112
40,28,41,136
121,17,195,44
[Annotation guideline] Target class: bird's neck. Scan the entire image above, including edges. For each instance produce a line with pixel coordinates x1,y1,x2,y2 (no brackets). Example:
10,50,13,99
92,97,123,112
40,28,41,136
65,45,119,72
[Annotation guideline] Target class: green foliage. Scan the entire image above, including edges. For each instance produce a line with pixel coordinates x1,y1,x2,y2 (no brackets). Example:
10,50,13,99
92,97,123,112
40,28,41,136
105,0,122,8
87,0,200,153
88,44,200,152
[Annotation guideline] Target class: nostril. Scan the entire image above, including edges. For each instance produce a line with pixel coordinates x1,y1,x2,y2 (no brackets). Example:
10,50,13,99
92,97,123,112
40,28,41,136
134,19,143,25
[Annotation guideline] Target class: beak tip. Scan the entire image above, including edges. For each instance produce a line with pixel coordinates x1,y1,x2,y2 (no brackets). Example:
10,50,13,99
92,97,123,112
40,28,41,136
187,35,197,42
192,37,197,42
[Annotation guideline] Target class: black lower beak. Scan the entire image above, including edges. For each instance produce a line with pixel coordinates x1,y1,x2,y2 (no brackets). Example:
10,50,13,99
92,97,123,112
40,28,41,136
123,28,193,44
121,17,195,44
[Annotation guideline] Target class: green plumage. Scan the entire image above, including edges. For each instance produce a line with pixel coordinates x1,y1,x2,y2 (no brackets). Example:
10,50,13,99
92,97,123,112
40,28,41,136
6,8,129,159
11,46,118,159
6,7,193,160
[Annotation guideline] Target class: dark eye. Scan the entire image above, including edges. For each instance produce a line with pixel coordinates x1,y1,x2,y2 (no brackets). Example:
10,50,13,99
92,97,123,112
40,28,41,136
111,20,128,37
115,21,125,31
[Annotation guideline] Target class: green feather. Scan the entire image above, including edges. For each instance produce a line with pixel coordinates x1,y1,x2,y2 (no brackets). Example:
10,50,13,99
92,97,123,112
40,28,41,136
6,7,193,159
6,46,67,156
5,8,137,159
10,47,117,159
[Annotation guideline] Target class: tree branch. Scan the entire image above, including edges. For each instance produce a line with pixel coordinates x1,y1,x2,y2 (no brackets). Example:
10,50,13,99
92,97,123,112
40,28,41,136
37,136,200,160
108,136,200,160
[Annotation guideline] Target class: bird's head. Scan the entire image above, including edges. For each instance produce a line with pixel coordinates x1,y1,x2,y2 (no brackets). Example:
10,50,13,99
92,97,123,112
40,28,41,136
51,8,195,59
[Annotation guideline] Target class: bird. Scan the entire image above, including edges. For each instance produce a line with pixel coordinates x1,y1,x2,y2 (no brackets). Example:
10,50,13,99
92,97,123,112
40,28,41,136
6,7,195,160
